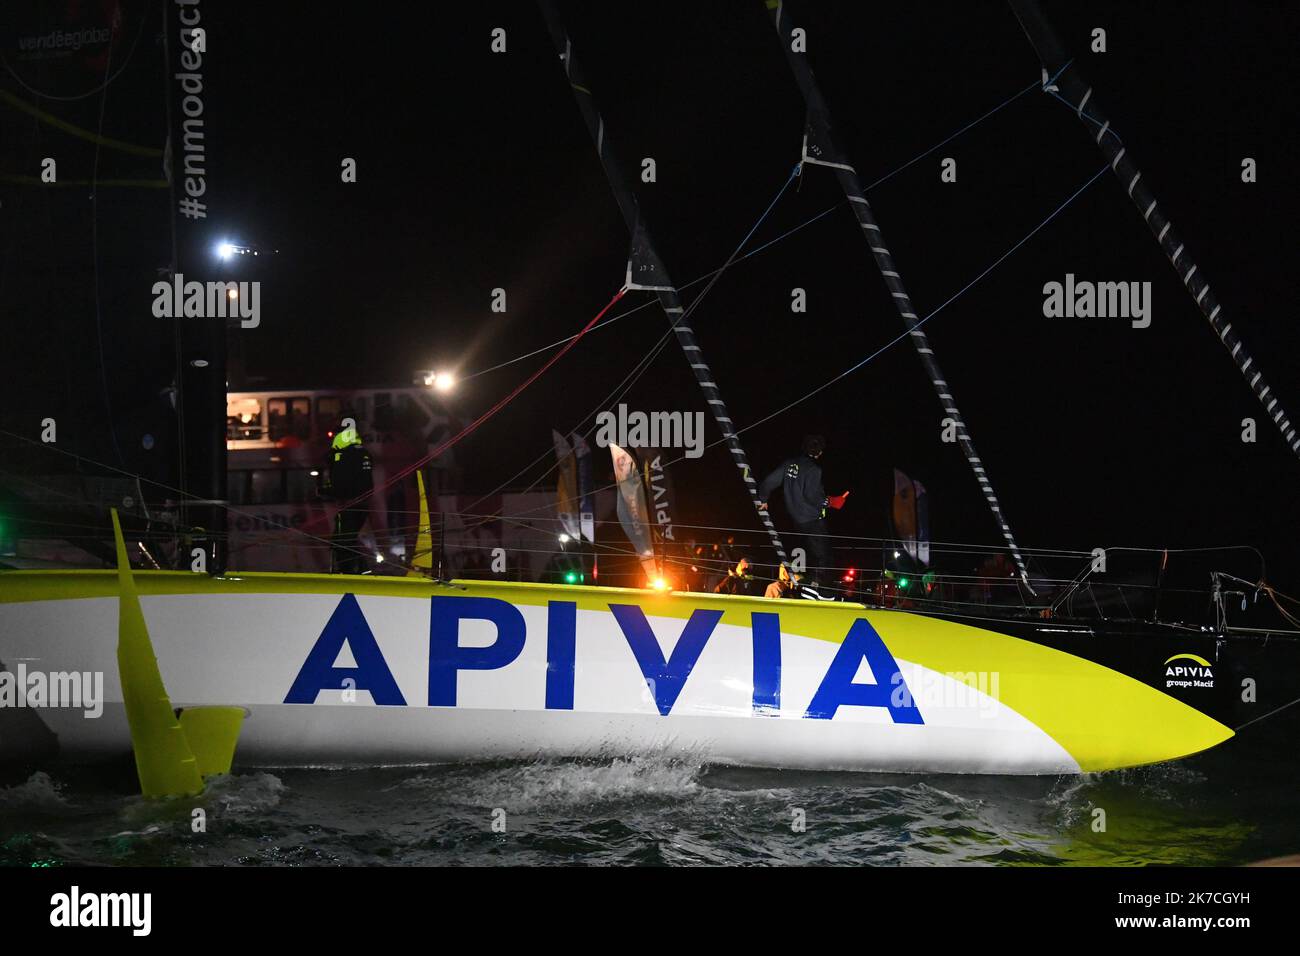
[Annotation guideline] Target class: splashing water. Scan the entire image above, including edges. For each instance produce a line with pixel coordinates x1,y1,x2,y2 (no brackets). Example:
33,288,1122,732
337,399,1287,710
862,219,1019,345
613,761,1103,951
0,746,1294,866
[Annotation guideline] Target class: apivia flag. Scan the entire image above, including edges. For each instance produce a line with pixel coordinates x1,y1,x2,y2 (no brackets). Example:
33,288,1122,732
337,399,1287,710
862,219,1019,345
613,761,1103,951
553,430,580,542
610,443,658,579
892,469,931,568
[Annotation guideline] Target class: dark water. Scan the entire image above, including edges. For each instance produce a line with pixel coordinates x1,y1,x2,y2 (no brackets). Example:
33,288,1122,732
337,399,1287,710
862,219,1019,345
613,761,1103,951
2,738,1296,866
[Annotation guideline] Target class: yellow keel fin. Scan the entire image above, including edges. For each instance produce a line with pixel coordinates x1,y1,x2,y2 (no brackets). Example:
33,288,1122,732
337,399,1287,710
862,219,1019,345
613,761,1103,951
409,469,434,576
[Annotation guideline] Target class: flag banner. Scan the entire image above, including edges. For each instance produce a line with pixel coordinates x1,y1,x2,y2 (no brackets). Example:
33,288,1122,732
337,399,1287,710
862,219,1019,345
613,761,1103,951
571,431,595,544
915,478,931,568
644,447,678,554
610,443,657,579
893,468,919,563
552,430,579,541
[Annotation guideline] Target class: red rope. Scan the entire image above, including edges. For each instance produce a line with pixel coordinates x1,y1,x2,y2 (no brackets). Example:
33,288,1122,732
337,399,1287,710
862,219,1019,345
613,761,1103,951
333,285,628,517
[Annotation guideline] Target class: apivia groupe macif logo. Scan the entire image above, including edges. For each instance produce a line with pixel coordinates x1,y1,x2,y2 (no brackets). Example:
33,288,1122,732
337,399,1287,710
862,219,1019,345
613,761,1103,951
1164,653,1215,690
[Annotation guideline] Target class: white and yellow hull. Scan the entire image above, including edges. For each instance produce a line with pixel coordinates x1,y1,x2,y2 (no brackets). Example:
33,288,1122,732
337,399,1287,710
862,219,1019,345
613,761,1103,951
0,571,1241,774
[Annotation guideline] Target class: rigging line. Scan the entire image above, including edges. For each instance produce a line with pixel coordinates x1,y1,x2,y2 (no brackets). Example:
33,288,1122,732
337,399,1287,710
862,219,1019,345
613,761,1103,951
1045,88,1122,145
1008,0,1300,462
456,324,670,521
727,164,1111,444
495,162,1110,524
452,285,702,537
1234,694,1300,733
576,164,800,446
863,76,1041,191
540,0,791,564
461,202,842,384
90,33,125,468
440,272,704,521
0,439,401,573
767,0,1041,590
332,286,630,519
256,504,1164,560
460,165,799,524
460,71,1045,386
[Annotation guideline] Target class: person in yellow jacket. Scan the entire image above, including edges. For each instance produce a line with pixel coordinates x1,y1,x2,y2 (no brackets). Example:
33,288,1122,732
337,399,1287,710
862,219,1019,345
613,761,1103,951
323,425,373,574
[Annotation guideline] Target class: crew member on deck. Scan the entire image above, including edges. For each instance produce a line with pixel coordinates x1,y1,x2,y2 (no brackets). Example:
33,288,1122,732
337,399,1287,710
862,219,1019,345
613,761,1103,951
324,425,373,574
714,556,758,596
764,562,797,599
757,434,849,587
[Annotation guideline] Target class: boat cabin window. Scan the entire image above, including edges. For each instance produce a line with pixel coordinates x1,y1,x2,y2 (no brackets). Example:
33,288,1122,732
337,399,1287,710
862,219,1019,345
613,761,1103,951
267,397,311,442
227,397,264,441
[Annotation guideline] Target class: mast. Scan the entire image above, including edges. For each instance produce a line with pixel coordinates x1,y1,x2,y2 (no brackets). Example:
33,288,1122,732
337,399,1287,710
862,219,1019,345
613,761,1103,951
165,3,227,571
1007,0,1299,461
538,0,789,564
763,0,1035,589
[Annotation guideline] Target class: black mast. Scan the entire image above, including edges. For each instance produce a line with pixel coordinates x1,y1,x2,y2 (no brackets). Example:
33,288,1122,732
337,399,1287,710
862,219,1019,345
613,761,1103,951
538,0,789,565
1007,0,1299,461
763,0,1035,590
164,4,226,571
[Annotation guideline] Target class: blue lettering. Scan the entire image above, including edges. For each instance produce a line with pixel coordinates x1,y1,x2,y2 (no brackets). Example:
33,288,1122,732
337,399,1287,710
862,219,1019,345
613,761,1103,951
429,596,526,706
805,618,923,723
284,593,406,705
751,612,782,714
609,604,722,716
545,601,577,710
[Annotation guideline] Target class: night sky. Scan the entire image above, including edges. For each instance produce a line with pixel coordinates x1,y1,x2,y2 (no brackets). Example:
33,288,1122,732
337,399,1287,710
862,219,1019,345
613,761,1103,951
1,1,1296,591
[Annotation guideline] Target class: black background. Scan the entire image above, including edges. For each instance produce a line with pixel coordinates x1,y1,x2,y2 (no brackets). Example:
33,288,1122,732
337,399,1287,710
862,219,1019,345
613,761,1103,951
1,1,1296,590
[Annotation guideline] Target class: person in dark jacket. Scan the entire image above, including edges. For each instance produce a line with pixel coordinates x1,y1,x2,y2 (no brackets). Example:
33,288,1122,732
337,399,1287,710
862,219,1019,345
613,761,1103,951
714,557,759,596
324,425,374,574
757,434,848,586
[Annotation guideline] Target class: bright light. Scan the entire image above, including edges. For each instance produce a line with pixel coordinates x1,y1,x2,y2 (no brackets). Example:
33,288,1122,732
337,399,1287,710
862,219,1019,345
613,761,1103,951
227,288,239,300
309,470,320,477
376,554,385,564
422,370,456,392
650,577,671,591
558,533,571,544
217,242,235,260
564,571,579,584
898,576,910,589
893,550,900,558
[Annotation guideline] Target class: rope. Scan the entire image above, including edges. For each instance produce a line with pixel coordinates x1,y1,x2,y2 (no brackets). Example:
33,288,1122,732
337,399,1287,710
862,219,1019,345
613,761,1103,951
1235,695,1300,733
729,163,1110,441
498,160,1111,518
459,74,1047,387
333,286,629,516
458,164,800,530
